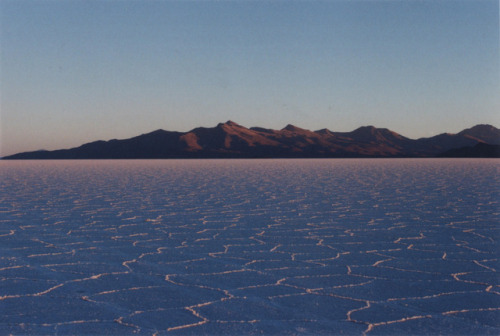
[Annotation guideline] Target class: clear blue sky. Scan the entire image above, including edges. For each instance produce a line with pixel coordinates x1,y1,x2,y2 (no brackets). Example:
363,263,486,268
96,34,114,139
1,0,499,156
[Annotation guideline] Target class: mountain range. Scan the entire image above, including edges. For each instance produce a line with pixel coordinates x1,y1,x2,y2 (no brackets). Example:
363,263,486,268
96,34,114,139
3,122,500,159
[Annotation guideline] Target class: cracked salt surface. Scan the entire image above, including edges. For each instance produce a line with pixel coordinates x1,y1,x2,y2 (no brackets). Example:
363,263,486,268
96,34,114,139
0,159,498,335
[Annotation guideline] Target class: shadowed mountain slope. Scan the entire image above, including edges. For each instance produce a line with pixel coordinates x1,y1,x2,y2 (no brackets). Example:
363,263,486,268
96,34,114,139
458,124,500,145
4,121,500,159
439,143,500,158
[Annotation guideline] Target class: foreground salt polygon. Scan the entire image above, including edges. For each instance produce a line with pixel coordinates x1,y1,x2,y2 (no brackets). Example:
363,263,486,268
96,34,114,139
0,159,498,335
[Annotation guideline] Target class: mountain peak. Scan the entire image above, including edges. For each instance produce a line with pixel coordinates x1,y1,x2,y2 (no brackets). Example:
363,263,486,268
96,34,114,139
459,124,499,135
354,125,377,132
462,124,497,131
315,128,333,135
216,120,244,129
458,124,500,145
349,126,378,137
282,124,307,132
224,120,240,127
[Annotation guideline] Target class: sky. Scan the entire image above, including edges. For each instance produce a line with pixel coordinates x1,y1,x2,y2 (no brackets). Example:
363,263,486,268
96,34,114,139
1,0,499,157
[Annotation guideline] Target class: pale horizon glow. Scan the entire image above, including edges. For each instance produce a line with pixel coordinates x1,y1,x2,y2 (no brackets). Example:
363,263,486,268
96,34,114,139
1,0,499,157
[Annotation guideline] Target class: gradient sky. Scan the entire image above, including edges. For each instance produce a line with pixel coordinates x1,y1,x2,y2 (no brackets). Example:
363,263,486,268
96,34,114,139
1,0,499,156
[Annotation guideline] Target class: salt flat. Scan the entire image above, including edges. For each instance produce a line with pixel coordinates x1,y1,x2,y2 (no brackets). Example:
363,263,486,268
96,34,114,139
0,159,498,335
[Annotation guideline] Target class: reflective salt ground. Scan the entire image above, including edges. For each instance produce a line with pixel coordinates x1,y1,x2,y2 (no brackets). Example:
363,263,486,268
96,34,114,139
0,159,499,335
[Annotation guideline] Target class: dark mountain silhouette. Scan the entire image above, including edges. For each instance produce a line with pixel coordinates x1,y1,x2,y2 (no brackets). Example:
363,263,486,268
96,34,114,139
3,121,500,159
457,124,500,145
439,143,500,158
